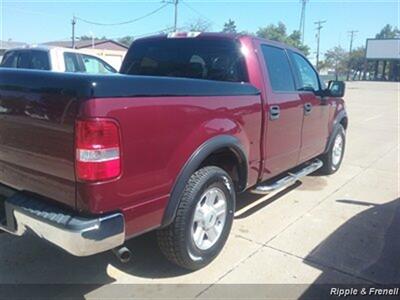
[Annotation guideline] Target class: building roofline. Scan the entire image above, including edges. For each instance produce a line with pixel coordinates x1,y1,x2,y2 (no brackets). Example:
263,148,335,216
42,39,128,49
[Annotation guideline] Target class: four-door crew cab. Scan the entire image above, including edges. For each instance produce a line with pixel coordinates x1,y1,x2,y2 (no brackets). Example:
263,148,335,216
0,32,347,270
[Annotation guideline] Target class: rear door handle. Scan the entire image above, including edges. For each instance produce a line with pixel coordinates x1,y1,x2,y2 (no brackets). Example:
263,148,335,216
269,105,280,120
304,103,312,115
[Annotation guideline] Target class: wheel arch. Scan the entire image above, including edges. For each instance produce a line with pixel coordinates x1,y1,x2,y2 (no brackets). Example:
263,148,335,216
161,135,248,227
325,110,348,153
339,116,348,130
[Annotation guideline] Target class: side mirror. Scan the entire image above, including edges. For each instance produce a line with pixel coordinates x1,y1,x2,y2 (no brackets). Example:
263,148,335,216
326,80,345,97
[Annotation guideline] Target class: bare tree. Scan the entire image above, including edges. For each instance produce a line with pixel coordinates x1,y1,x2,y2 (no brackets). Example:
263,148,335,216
185,18,212,32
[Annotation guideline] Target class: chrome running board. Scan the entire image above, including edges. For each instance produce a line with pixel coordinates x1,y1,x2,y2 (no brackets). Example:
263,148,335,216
252,159,323,195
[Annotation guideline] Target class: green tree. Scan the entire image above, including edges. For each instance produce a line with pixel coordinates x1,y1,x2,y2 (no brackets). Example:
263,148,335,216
257,22,286,41
286,30,309,55
321,46,348,79
78,35,103,41
222,19,237,34
375,24,400,38
77,35,109,44
348,46,366,80
238,30,252,35
256,22,310,56
78,35,91,41
374,24,400,80
118,36,135,47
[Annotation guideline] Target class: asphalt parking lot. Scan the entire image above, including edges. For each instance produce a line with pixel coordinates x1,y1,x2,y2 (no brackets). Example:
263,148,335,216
0,81,399,298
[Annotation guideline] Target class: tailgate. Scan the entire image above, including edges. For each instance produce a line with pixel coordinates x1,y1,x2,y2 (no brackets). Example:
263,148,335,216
0,69,79,208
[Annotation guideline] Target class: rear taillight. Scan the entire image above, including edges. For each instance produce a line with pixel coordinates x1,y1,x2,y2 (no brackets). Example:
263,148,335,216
75,119,121,181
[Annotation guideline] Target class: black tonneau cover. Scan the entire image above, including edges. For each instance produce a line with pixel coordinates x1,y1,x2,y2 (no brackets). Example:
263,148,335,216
0,68,260,99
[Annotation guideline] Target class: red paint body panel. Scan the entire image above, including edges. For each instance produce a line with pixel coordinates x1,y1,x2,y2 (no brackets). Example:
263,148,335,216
0,90,77,207
0,33,346,239
77,95,262,236
254,38,304,178
298,92,330,163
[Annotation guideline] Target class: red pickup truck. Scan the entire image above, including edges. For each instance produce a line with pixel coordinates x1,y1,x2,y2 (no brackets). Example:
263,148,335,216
0,32,347,270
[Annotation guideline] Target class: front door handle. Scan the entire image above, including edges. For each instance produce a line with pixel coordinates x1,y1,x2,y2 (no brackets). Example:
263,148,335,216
304,102,312,115
269,105,280,120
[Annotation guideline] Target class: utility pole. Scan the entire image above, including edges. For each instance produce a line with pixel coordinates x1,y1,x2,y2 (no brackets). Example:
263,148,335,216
71,16,76,49
347,30,358,80
314,20,326,71
173,0,179,32
299,0,308,43
90,31,95,48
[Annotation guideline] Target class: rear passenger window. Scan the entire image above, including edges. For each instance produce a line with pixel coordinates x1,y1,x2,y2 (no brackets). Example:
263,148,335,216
17,52,31,69
261,45,295,92
1,51,18,67
29,51,50,70
64,53,81,72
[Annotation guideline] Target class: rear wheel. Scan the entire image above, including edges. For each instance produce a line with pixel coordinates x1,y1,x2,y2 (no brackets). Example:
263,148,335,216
157,166,235,270
319,124,346,175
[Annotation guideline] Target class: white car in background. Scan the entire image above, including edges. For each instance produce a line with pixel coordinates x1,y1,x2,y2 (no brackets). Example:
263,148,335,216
0,45,117,74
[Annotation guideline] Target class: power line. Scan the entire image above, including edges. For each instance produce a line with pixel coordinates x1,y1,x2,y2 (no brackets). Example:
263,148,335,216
135,26,178,38
72,3,169,46
182,1,214,24
75,3,168,26
130,26,175,39
107,25,186,41
162,0,179,31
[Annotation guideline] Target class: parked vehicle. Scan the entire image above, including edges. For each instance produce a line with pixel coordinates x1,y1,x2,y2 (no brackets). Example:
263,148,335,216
0,45,117,74
0,32,347,270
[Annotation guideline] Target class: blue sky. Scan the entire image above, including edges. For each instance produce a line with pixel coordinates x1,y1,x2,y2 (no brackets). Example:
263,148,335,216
1,0,399,62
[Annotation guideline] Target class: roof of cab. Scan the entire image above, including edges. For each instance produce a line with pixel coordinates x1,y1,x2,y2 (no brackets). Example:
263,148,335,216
5,45,87,53
132,32,304,55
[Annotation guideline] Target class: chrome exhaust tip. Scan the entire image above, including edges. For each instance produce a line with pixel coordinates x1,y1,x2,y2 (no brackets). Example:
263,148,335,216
112,246,132,263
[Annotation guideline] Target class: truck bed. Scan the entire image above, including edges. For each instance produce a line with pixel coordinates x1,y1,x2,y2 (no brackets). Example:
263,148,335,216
0,68,260,214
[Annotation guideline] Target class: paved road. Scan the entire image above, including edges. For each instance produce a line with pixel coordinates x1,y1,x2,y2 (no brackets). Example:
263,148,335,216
0,81,399,298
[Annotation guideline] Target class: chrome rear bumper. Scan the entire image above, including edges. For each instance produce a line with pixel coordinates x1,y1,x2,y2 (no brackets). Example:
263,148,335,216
0,185,125,256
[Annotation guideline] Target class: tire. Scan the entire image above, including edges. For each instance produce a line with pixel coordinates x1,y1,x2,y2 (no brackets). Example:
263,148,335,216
157,166,235,270
319,124,346,175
